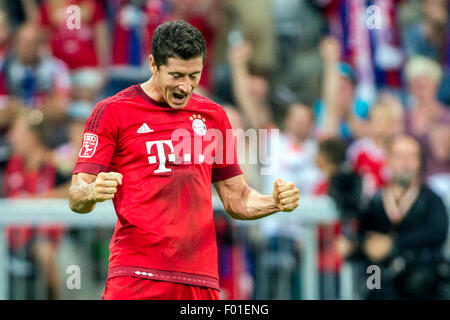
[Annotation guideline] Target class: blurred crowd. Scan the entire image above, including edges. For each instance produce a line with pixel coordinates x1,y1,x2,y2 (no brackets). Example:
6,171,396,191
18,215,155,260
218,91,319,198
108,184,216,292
0,0,448,300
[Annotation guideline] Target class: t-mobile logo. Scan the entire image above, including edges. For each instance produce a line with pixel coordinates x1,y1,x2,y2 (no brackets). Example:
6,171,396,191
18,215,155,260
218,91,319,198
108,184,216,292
146,140,176,173
146,140,206,173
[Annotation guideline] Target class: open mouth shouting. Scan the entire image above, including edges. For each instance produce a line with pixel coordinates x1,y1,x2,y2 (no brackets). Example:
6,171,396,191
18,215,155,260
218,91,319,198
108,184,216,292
171,91,190,106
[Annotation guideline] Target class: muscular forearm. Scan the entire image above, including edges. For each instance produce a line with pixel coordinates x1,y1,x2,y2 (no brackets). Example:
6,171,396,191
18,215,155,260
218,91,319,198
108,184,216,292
242,188,280,220
69,182,96,214
220,183,279,220
216,175,299,220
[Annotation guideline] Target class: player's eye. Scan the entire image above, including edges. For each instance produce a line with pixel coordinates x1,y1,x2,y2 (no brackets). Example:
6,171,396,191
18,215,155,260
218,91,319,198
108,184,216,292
189,75,198,80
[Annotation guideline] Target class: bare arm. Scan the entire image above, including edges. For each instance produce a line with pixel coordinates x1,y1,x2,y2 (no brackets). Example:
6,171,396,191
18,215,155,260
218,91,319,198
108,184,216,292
228,42,273,130
20,0,38,23
214,175,299,220
319,36,341,138
68,172,122,214
94,20,109,70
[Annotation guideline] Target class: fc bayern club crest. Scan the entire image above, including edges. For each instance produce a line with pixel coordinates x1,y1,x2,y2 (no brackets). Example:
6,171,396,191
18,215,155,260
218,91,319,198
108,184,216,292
190,114,207,136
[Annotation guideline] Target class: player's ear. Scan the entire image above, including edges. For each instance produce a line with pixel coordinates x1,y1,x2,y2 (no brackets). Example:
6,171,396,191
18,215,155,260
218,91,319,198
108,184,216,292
149,55,158,74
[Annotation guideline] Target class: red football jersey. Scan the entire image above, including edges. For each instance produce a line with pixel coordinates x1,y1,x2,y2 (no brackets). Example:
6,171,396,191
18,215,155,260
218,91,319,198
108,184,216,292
347,138,388,196
73,85,242,290
40,0,106,70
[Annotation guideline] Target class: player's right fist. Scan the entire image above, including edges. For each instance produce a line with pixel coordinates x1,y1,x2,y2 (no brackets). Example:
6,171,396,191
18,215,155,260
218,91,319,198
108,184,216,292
91,172,123,202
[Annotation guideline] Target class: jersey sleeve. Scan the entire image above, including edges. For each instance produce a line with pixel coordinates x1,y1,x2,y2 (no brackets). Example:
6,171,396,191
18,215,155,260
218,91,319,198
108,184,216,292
211,108,243,182
73,101,117,175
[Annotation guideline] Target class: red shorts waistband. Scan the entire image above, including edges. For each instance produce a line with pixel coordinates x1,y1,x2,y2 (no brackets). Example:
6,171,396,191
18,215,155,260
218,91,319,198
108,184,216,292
108,266,220,291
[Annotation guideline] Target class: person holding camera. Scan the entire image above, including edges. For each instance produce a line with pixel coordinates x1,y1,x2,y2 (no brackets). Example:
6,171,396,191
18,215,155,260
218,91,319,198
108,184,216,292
339,133,448,299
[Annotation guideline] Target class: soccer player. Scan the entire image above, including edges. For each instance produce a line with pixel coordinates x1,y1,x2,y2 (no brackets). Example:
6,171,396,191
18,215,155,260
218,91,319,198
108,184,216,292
68,20,300,300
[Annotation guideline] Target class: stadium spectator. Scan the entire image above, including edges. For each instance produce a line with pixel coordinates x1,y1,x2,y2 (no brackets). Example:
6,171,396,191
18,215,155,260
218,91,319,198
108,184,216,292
218,0,275,73
259,102,321,299
228,41,273,129
223,105,261,190
39,0,108,70
228,27,306,301
39,0,108,96
314,137,347,299
425,117,450,199
212,0,274,104
314,137,363,299
347,102,404,196
315,36,371,142
344,134,449,299
109,0,157,69
105,0,159,96
405,56,449,136
1,0,39,28
262,103,322,196
404,56,450,186
402,0,450,104
271,0,325,106
52,101,93,196
2,109,67,299
3,22,70,108
315,0,404,102
2,22,71,148
229,41,321,195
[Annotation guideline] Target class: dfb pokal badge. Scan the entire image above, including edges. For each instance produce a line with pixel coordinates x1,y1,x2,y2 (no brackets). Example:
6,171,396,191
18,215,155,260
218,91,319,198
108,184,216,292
79,133,99,158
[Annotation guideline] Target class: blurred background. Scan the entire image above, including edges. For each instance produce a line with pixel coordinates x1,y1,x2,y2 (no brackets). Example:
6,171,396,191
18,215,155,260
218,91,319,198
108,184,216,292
0,0,448,300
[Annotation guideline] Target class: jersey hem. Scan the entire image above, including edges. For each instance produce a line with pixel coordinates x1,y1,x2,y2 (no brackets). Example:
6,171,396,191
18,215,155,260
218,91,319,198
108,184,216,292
107,266,220,291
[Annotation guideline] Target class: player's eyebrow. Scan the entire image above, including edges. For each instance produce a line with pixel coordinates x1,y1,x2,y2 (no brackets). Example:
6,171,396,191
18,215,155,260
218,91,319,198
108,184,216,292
169,71,201,76
168,72,183,76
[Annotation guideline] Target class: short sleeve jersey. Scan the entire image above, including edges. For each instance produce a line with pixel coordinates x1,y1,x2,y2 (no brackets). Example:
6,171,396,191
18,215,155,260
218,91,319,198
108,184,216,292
73,85,242,290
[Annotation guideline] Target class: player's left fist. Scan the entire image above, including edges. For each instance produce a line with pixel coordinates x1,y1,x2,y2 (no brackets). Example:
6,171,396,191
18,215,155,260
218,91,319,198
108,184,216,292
272,178,300,212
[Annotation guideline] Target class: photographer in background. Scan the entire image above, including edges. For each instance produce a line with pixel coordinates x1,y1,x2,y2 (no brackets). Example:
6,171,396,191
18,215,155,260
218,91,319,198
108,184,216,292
340,134,448,299
314,137,363,299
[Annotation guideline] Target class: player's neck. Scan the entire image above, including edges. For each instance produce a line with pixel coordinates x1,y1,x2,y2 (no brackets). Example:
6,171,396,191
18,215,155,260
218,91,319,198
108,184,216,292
141,78,166,104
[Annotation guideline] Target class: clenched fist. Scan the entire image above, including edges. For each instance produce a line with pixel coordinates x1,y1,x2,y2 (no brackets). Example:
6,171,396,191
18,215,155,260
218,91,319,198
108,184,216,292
91,172,123,202
272,178,300,212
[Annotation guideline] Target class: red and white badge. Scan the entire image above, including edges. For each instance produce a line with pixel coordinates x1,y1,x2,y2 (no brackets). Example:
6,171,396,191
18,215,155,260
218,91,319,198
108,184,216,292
79,133,98,158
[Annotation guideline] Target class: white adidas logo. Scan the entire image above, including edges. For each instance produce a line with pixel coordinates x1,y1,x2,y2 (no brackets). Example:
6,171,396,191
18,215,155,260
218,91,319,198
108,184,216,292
137,123,154,134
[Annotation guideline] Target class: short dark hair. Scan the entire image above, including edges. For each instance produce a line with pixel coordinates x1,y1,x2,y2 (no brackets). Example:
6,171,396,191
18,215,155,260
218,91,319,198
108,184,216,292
152,20,206,68
318,138,347,167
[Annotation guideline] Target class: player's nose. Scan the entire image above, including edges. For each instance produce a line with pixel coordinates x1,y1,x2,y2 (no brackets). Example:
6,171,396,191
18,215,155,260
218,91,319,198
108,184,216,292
178,79,192,93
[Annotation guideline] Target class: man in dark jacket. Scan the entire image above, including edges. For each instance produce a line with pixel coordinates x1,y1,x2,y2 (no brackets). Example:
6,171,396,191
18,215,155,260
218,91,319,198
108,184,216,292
351,134,448,299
